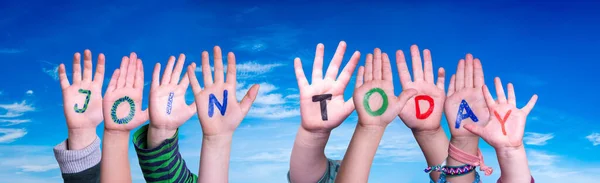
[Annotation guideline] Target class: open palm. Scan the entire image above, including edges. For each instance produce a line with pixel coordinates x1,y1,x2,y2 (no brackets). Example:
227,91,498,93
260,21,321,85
102,52,149,131
354,49,417,127
188,47,259,136
59,50,105,130
396,45,446,132
149,54,196,130
445,54,490,137
295,41,360,133
465,77,538,150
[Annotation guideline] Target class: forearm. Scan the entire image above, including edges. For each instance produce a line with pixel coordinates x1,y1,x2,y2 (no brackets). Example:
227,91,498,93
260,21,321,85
289,127,331,183
335,124,385,183
497,146,531,183
68,128,98,150
445,136,479,182
413,128,449,181
199,134,233,183
100,130,131,183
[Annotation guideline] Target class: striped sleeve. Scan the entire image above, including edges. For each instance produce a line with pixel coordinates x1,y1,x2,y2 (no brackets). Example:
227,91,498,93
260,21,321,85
133,124,198,183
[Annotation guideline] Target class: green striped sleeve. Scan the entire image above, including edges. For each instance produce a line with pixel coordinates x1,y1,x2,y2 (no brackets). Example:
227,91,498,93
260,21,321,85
133,124,198,183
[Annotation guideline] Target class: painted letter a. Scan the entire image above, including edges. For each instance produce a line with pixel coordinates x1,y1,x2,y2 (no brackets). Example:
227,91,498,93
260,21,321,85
208,90,228,118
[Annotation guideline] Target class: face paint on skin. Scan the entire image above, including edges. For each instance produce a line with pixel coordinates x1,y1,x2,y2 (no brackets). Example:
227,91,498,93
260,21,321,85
454,99,478,129
110,96,136,124
166,92,174,115
208,90,228,118
414,95,434,119
494,110,512,135
363,88,389,116
312,94,332,121
74,89,91,113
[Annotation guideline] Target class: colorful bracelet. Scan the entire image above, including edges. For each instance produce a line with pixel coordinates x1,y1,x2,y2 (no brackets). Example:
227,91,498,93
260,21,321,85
424,161,446,173
441,164,476,177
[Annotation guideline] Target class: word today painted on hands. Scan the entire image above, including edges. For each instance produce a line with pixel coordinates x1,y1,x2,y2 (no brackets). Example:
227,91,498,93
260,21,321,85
312,94,332,120
363,88,389,116
454,99,478,129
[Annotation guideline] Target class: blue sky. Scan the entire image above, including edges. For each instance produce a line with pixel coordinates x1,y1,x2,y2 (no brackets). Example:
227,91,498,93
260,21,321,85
1,0,599,182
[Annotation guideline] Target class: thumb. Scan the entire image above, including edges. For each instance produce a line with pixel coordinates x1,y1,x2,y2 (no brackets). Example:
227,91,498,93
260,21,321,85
464,124,484,137
395,89,418,113
240,84,260,116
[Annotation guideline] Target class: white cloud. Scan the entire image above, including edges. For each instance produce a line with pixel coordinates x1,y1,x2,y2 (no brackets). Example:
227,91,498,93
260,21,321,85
528,150,557,166
526,150,600,182
237,82,300,119
19,164,59,172
42,65,59,81
0,128,27,143
0,48,24,54
586,133,600,146
195,61,284,79
523,132,554,146
0,100,35,118
25,90,34,95
0,119,31,126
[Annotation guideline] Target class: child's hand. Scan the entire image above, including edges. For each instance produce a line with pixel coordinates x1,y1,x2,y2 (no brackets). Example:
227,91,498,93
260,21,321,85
187,46,259,137
444,54,490,138
102,52,149,132
353,49,417,128
58,50,105,149
464,77,538,151
294,41,360,133
396,45,446,132
147,54,197,147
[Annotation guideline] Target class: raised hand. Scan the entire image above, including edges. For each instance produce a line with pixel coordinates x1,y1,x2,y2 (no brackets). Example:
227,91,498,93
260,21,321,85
444,54,490,137
396,45,446,132
102,52,149,131
58,50,105,149
187,46,259,136
464,77,538,150
147,54,197,148
353,48,417,127
294,41,360,133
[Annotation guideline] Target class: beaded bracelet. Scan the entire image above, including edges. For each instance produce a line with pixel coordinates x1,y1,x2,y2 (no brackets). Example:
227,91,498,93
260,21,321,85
441,164,477,177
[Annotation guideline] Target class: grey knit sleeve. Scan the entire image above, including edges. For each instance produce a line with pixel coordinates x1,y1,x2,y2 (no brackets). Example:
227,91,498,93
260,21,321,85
53,136,102,174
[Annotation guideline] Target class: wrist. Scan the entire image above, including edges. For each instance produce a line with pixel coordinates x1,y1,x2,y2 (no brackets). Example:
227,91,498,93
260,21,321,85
203,133,233,147
412,127,444,139
449,136,479,158
296,127,331,149
147,127,177,149
496,145,526,161
67,128,97,150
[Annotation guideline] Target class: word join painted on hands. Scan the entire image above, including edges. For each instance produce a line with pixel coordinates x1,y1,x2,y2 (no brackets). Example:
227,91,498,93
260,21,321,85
312,94,332,120
166,92,174,115
494,110,512,135
363,88,389,116
414,95,434,119
208,90,228,118
74,89,91,113
454,99,478,129
111,96,136,124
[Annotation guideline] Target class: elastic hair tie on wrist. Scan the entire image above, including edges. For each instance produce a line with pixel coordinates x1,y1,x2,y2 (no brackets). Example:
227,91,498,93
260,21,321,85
448,143,493,176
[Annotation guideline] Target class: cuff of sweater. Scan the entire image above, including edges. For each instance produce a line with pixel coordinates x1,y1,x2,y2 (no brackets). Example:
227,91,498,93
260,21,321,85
132,124,178,152
53,136,101,174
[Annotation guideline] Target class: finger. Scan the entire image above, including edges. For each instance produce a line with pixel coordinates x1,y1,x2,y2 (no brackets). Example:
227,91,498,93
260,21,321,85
93,53,106,85
213,46,225,83
355,66,364,88
151,63,161,89
447,74,456,96
161,56,176,85
58,64,70,89
494,77,507,103
522,94,538,115
337,51,360,89
188,101,198,116
179,72,190,90
240,84,260,115
373,48,382,80
455,59,465,89
125,52,137,88
436,67,445,91
474,58,485,87
82,50,93,83
410,45,424,82
465,54,474,88
106,69,120,93
382,53,393,81
201,51,213,86
342,98,355,118
116,56,129,88
225,52,237,85
395,50,412,88
482,85,496,107
395,89,418,113
312,43,325,83
72,52,82,85
188,63,203,94
294,58,309,88
423,48,434,83
464,124,484,137
133,59,144,89
170,54,187,85
507,83,516,107
325,41,347,80
365,54,373,81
